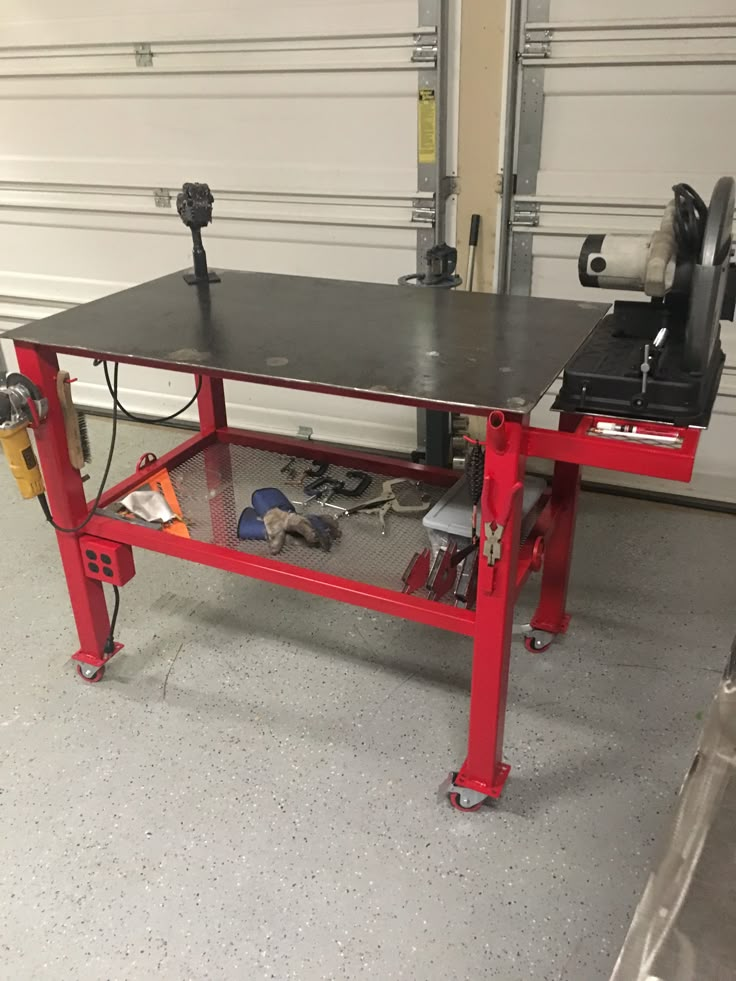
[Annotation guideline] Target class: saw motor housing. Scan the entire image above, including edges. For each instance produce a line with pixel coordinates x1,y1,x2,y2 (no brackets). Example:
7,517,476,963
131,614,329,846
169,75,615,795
555,177,736,426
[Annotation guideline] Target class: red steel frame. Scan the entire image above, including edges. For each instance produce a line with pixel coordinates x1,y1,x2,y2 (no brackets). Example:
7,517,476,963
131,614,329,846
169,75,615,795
14,342,701,806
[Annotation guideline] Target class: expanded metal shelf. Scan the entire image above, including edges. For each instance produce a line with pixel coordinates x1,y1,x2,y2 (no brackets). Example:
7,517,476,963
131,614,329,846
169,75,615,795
167,440,447,595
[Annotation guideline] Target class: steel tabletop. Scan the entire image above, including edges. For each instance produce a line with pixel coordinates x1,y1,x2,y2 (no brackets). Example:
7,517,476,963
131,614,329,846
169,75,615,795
9,269,607,415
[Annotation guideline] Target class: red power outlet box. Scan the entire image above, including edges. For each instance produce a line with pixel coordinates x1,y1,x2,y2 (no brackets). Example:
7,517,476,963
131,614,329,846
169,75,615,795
79,536,135,586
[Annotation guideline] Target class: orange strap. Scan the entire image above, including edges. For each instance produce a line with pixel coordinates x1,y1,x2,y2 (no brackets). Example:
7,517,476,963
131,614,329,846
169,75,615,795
129,467,190,538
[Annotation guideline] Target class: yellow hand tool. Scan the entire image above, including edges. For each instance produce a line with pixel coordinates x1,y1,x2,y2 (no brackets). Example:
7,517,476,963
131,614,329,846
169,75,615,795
0,373,48,500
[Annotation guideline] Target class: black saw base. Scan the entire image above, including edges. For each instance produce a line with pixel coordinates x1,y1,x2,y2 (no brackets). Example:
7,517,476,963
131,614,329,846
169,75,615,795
554,301,724,427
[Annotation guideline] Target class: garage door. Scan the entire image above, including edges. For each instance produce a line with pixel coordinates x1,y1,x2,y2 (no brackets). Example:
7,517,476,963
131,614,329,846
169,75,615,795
0,0,458,454
502,0,736,504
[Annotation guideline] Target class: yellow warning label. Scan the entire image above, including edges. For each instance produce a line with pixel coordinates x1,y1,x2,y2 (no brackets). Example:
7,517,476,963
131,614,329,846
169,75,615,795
418,88,436,164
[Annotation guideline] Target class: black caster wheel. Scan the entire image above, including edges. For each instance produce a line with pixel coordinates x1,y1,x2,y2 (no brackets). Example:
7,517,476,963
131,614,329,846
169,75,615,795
76,663,105,683
449,791,484,813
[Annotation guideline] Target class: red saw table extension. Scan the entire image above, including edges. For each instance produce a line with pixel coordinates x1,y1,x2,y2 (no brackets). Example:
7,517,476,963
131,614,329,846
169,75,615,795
9,269,701,812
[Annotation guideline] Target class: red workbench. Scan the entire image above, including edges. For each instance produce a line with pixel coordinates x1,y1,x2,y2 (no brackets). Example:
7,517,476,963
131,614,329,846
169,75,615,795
9,270,700,812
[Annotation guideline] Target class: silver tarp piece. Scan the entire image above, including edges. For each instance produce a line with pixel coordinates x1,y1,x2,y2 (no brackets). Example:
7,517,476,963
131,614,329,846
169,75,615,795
612,641,736,980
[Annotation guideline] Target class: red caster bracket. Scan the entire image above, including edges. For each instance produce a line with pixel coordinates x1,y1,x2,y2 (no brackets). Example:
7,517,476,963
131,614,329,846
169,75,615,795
73,642,123,683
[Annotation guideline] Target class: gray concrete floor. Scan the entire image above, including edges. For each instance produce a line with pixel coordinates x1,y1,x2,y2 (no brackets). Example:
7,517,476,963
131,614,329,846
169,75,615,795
0,417,732,981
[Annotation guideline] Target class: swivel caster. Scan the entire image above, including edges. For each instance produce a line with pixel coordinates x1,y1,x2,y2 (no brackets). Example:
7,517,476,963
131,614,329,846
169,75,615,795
449,791,485,813
448,777,487,813
523,629,555,654
76,663,105,683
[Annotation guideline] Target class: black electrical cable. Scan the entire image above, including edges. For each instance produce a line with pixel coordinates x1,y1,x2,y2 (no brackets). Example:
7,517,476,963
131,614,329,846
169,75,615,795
672,183,708,259
103,585,120,655
102,361,202,424
38,362,120,534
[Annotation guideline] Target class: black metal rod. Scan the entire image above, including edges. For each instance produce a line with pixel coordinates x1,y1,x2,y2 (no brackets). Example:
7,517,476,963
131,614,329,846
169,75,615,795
191,228,209,280
466,213,481,292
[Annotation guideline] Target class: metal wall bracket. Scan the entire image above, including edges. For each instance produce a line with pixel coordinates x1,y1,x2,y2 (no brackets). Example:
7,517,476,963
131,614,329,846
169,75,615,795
440,175,458,199
415,0,448,251
512,202,540,227
523,31,551,60
414,0,451,468
134,43,153,68
499,0,549,293
516,65,545,197
411,199,436,224
509,232,534,295
412,32,438,64
152,187,172,208
296,425,314,440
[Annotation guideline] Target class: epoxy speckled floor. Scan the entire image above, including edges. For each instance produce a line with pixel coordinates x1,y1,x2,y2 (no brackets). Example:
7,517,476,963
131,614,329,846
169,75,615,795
0,418,732,981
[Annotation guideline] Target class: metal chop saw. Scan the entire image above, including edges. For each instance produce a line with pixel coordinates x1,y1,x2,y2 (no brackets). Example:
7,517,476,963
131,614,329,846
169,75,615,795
555,176,736,425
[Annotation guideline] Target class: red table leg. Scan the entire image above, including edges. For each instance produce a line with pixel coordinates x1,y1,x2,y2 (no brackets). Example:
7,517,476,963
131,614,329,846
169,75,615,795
197,375,227,432
526,412,581,653
450,411,528,810
197,374,234,545
15,344,113,679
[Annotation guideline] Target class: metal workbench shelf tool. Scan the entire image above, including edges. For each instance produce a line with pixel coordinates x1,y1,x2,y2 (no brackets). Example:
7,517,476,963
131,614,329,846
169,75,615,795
5,223,709,812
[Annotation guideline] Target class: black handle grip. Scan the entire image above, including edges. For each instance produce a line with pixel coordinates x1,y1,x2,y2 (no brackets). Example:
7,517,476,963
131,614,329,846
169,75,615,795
468,214,481,247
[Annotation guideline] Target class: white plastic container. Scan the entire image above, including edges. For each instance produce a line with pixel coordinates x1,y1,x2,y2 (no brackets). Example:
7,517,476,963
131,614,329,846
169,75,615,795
422,474,547,555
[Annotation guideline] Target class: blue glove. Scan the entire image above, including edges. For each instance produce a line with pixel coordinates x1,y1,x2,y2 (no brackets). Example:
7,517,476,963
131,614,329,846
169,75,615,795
238,488,341,554
251,487,294,516
238,489,294,542
237,506,268,541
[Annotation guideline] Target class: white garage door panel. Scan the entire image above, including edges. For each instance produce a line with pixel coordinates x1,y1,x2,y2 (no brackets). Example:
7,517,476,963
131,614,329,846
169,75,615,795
1,0,414,46
548,0,733,20
0,0,451,454
0,73,416,193
539,67,736,200
0,211,417,286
